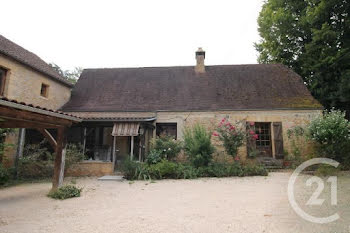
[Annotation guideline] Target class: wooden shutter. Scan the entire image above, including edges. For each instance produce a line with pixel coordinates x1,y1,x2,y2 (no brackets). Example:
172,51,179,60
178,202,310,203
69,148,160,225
273,122,284,159
246,122,256,157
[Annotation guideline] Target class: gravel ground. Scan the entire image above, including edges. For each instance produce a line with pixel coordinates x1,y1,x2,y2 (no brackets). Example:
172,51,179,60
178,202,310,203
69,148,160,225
1,172,350,233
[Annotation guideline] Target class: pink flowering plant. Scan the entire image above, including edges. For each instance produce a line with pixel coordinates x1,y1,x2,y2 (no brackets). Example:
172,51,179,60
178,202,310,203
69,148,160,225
213,118,258,158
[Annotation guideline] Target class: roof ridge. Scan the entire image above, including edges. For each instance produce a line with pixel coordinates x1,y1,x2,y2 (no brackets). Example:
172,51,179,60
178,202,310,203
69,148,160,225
0,34,73,87
82,63,282,71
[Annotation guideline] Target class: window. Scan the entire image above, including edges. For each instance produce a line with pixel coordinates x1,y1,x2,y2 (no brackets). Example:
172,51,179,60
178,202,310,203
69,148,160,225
0,67,7,96
156,123,177,139
255,122,271,147
40,83,49,98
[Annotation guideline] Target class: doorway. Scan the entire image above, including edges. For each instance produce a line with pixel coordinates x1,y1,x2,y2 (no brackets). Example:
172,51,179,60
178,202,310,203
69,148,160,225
255,122,272,157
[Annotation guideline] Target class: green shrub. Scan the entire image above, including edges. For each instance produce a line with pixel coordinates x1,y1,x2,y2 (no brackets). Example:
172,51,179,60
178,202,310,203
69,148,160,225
315,164,340,177
151,136,182,160
0,163,9,185
65,143,86,169
242,163,268,176
308,109,350,163
145,150,162,165
147,159,179,179
177,164,199,179
183,123,215,167
48,185,82,200
18,159,54,179
120,158,268,180
17,142,85,179
120,158,142,180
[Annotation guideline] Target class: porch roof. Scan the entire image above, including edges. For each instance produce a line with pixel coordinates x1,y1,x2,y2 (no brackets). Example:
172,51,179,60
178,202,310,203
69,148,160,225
82,117,156,122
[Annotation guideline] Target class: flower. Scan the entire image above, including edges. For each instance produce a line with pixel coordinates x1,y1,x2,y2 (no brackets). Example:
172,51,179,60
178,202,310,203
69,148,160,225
221,118,226,123
212,132,219,137
229,125,235,130
234,156,240,161
249,122,255,126
249,130,255,135
253,134,259,140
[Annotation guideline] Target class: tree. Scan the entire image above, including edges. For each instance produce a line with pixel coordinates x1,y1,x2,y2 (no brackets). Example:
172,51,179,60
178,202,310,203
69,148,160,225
49,63,83,84
256,0,350,115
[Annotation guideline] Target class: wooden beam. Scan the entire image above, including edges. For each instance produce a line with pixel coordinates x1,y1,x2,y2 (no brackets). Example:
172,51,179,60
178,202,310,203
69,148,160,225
0,105,73,127
52,127,67,191
37,128,57,149
0,120,61,128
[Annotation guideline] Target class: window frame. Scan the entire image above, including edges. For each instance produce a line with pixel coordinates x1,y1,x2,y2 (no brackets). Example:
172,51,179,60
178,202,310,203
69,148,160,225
0,67,8,96
40,83,50,98
156,123,177,139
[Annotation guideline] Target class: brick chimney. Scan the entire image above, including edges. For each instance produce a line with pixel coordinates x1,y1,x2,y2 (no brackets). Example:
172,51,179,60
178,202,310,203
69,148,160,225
195,47,205,73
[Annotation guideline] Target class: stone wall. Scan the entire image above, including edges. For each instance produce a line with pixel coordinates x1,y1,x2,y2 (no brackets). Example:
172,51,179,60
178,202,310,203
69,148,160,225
66,161,114,177
70,109,322,161
0,54,72,167
0,54,71,109
156,109,322,160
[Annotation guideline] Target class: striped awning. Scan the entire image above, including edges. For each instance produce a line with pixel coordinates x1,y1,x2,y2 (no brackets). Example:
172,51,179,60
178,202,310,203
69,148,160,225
112,123,140,136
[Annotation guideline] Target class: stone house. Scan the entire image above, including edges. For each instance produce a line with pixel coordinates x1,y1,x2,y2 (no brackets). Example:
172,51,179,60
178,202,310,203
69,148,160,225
0,35,73,166
61,48,322,175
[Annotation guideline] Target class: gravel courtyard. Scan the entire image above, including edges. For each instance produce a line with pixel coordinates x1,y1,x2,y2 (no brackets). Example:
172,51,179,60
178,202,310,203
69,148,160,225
1,172,350,233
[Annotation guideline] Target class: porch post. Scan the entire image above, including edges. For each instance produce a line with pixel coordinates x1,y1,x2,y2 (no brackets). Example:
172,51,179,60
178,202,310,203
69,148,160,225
52,127,67,191
14,128,26,177
130,136,134,160
112,136,117,168
82,127,87,155
138,139,142,162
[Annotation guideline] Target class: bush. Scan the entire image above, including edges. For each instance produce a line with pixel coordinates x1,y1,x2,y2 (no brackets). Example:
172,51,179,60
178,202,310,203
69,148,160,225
17,142,85,179
145,150,162,165
48,185,82,200
151,136,182,160
120,158,268,180
242,163,268,176
65,143,86,169
308,109,350,163
147,159,179,179
120,158,142,180
0,163,9,185
183,123,215,167
214,118,250,158
314,164,340,177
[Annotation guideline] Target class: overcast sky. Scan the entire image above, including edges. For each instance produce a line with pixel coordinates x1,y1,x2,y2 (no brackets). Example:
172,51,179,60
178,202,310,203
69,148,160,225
1,0,264,70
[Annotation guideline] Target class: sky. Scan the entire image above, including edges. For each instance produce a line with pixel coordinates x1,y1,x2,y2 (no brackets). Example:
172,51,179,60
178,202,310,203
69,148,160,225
1,0,265,70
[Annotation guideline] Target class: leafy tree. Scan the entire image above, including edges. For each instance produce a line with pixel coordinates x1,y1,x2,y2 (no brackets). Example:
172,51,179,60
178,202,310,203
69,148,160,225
49,63,83,84
256,0,350,115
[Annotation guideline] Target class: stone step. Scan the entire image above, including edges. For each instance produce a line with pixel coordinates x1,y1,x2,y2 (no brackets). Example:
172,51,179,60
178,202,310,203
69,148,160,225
98,175,124,181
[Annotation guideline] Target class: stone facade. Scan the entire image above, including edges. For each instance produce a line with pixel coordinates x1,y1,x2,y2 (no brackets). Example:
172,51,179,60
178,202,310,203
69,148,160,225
66,161,114,176
0,54,71,109
156,109,322,160
69,109,321,161
0,54,72,167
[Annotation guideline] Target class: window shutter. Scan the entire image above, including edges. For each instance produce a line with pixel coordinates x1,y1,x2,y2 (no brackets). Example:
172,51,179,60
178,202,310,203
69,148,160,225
273,122,284,159
246,122,256,157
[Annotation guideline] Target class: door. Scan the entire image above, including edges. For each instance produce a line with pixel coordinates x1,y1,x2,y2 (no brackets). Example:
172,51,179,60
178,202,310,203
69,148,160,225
255,122,272,157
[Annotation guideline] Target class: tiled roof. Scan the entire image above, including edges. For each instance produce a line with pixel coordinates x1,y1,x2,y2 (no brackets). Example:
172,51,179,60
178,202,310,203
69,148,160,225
0,97,81,121
82,117,156,122
61,64,322,112
0,35,73,87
